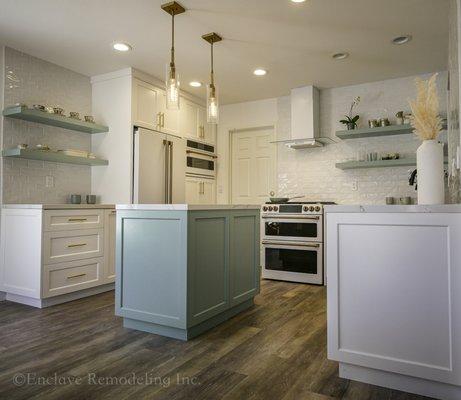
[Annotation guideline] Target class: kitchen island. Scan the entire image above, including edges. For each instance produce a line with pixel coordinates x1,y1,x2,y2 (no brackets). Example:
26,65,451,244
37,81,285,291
325,205,461,400
115,204,260,340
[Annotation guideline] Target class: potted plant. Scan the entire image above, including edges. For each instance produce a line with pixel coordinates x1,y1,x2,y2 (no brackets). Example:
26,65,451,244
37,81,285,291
409,73,444,205
340,96,361,130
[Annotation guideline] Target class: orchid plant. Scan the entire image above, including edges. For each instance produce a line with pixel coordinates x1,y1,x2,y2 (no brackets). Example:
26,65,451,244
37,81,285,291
340,96,361,129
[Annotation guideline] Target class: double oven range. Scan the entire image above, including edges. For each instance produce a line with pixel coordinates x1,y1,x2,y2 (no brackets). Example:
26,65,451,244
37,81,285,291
261,202,334,285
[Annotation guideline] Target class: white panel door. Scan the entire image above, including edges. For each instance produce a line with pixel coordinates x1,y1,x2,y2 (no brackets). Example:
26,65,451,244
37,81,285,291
132,79,161,130
231,128,276,204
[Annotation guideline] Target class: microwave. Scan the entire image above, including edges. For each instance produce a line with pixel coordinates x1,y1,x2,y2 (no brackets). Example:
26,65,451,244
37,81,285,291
186,140,217,178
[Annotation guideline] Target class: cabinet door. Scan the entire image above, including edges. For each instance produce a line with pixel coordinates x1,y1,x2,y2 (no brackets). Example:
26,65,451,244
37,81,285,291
104,209,116,283
185,177,200,204
229,212,260,306
198,106,215,144
159,91,180,136
133,79,161,130
180,99,199,139
187,212,229,326
201,179,215,204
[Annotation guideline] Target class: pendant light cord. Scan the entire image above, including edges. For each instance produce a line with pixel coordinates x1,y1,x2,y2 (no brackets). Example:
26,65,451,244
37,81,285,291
170,13,175,68
210,42,214,86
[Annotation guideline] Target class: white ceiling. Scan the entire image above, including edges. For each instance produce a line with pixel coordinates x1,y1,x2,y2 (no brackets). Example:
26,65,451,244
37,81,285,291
0,0,449,104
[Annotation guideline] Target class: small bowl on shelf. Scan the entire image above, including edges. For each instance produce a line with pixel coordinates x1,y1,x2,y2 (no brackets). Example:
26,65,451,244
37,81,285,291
84,115,95,123
33,104,46,112
17,143,28,150
69,111,80,120
53,107,64,116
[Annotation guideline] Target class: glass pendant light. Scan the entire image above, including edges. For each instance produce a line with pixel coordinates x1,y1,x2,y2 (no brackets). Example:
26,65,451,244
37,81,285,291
202,32,222,124
161,1,185,110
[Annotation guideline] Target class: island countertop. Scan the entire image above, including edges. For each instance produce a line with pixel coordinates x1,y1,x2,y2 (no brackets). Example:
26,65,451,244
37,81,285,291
116,204,261,211
324,204,461,213
3,203,115,209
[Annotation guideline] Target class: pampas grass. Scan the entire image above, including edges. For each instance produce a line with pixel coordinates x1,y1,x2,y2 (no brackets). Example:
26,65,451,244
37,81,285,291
409,73,443,141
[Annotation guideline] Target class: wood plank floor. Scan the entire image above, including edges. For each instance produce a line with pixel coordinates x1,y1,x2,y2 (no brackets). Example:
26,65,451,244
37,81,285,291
0,280,434,400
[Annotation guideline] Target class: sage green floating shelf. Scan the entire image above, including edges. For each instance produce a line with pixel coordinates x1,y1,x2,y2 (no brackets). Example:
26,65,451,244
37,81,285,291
336,157,448,170
2,148,108,166
336,124,414,140
2,106,109,134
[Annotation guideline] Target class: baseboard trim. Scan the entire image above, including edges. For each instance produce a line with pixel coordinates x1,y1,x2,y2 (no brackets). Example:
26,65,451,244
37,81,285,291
339,363,461,400
5,284,115,308
123,299,255,341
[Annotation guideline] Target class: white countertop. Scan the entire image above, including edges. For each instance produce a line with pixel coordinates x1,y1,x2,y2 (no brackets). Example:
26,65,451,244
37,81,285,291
116,204,261,211
3,204,115,209
324,204,461,213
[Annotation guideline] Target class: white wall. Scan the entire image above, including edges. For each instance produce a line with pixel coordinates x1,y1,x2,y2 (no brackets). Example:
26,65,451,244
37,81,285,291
217,98,278,203
219,72,448,205
91,69,133,204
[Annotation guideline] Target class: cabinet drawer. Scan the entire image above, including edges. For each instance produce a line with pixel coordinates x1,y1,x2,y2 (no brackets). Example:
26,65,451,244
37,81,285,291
42,258,103,298
44,210,104,231
43,229,104,264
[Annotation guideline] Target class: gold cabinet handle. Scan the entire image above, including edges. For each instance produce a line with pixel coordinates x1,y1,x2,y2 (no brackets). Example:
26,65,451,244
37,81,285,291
110,210,116,214
67,273,86,279
156,112,161,128
68,218,87,222
67,243,87,248
162,113,165,128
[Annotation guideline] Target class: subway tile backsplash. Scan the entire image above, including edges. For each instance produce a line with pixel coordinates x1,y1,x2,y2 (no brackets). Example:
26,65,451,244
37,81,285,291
276,72,449,205
2,47,92,204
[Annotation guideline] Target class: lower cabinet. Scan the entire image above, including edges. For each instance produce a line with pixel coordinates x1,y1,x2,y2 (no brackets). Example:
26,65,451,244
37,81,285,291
185,176,216,204
0,207,116,307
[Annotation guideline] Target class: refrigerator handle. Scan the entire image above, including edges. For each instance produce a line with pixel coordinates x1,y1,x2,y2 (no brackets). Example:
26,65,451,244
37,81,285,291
163,139,169,203
169,141,173,203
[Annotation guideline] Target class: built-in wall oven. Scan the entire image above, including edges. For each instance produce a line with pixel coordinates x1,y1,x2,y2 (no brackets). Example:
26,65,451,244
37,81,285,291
261,202,332,285
186,140,216,178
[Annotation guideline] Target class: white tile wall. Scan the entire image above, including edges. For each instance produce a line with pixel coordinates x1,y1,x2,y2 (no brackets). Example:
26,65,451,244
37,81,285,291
276,72,449,205
2,47,92,204
447,0,461,203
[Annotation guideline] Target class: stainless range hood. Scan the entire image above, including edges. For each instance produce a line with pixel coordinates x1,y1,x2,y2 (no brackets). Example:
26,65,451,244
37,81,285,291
276,85,335,149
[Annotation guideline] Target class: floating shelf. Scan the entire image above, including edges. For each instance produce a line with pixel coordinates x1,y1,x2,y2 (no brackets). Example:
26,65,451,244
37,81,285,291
336,157,448,170
336,124,414,140
2,106,109,134
2,148,108,166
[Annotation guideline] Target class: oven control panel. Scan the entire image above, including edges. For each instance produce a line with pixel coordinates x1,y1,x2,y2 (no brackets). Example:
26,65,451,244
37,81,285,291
261,203,324,215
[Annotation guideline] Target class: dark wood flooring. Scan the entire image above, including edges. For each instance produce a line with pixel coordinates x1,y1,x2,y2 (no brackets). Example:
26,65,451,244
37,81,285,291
0,280,434,400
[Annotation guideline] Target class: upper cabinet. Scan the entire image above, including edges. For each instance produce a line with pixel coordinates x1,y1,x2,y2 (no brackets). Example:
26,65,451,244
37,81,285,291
180,97,215,144
132,79,161,131
132,79,214,144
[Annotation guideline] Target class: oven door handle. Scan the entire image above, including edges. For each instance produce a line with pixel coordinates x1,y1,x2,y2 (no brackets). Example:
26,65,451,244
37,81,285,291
261,215,320,220
186,150,218,159
262,240,320,248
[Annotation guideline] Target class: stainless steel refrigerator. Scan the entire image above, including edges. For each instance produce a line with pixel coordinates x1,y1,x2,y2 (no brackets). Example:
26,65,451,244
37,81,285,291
133,127,186,204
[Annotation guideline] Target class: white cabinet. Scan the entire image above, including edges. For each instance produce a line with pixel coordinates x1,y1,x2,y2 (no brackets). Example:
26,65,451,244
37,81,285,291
180,98,214,144
159,91,180,136
0,206,116,307
185,176,216,204
132,79,161,131
326,209,461,398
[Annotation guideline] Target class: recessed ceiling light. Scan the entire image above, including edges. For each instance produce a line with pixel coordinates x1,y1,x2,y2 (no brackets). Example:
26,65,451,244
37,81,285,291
392,35,412,45
113,42,132,52
189,81,202,87
291,0,306,2
253,68,267,76
332,52,349,60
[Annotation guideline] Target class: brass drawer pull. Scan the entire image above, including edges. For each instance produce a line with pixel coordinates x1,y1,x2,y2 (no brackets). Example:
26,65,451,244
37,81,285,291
68,218,88,222
67,243,87,248
67,273,87,279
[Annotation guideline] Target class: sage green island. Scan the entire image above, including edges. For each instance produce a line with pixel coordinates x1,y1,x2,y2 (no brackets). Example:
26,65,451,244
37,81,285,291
115,204,261,340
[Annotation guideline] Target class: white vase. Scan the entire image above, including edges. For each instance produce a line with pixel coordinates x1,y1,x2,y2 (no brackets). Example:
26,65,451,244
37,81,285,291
416,139,444,205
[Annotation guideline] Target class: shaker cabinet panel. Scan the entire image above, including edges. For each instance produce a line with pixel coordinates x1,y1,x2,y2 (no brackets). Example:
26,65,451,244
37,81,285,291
132,79,161,130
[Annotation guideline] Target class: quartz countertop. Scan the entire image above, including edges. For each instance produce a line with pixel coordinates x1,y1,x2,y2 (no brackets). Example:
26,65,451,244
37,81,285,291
116,204,261,211
3,204,115,209
324,204,461,213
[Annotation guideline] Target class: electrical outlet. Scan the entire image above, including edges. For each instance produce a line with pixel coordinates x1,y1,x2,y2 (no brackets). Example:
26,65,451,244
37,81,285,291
351,180,358,191
45,175,54,188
